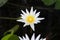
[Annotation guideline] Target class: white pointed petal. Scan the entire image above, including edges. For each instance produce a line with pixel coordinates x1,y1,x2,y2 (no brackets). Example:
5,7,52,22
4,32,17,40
35,12,40,17
20,15,25,19
40,38,43,40
37,21,41,23
23,36,26,40
40,38,46,40
23,24,27,27
30,7,33,14
31,33,35,40
21,14,24,16
34,22,38,24
21,10,26,15
21,16,25,19
23,23,29,27
34,10,37,14
36,34,41,40
26,9,29,14
25,34,29,40
20,14,25,17
34,20,41,24
19,36,23,40
30,24,35,31
37,18,45,20
17,19,25,22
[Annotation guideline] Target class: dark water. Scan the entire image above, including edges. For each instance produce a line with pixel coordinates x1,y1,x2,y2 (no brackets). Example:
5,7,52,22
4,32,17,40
0,0,60,40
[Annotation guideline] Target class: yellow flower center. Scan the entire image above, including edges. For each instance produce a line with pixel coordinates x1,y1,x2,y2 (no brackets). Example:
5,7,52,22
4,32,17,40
26,15,35,24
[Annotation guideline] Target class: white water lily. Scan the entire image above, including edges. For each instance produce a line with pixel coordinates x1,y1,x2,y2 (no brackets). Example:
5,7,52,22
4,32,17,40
19,33,46,40
17,7,45,31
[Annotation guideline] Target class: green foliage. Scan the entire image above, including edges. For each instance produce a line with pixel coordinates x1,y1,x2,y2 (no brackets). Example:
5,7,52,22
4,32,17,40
55,0,60,9
1,34,12,40
42,0,60,9
2,25,20,40
4,25,19,35
1,34,19,40
0,0,8,7
42,0,56,6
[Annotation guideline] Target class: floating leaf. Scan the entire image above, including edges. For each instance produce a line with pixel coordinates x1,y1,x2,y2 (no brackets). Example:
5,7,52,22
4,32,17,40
8,35,19,40
1,34,12,40
42,0,56,6
4,25,19,35
1,34,19,40
0,0,8,7
55,0,60,9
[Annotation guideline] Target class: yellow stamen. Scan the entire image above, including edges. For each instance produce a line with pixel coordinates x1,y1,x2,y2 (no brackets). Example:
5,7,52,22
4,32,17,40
26,15,35,24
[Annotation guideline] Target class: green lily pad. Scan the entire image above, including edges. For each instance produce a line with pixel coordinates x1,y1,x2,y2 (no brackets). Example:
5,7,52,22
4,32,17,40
4,25,19,35
1,34,19,40
0,0,8,7
42,0,56,6
55,0,60,9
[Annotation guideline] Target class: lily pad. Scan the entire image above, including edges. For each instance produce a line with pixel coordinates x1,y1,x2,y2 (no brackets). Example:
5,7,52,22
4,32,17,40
1,34,19,40
42,0,56,6
0,0,8,7
55,0,60,9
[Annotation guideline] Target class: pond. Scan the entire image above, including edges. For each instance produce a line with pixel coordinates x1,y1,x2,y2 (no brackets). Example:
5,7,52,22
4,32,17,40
0,0,60,40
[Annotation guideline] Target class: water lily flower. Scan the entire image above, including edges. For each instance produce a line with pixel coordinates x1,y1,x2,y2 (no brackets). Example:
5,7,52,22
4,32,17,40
17,7,45,31
19,33,46,40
